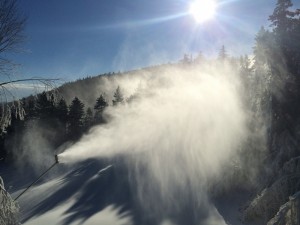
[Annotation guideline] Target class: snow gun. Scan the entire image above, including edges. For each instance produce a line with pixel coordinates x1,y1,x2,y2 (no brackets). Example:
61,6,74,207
14,154,59,201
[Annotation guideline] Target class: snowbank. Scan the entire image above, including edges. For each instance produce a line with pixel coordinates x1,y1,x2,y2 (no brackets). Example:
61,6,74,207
0,176,20,225
267,191,300,225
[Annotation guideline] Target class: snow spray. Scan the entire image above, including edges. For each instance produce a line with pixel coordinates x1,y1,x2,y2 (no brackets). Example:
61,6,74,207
14,155,59,201
59,65,249,221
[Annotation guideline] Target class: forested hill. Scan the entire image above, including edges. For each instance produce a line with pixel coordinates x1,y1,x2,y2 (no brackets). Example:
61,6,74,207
57,64,170,107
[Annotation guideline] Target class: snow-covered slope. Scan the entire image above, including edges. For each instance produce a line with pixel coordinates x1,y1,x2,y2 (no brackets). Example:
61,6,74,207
267,191,300,225
0,158,254,225
244,131,300,224
11,160,132,225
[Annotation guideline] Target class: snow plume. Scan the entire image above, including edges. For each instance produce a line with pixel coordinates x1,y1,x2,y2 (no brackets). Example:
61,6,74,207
9,120,55,174
60,64,248,222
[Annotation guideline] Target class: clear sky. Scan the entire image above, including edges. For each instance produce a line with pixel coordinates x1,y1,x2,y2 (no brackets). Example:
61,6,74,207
7,0,300,82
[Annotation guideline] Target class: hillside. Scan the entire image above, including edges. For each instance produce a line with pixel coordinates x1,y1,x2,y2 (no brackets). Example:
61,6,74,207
57,64,172,107
5,158,246,225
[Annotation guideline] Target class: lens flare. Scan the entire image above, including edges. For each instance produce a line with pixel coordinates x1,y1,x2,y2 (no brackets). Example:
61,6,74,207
189,0,217,23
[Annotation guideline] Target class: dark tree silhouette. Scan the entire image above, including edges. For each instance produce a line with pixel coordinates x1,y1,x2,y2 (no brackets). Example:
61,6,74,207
21,95,36,119
56,98,68,124
68,97,85,140
269,0,294,35
84,107,94,130
55,98,69,141
94,94,108,111
35,92,56,120
94,94,108,123
269,0,300,76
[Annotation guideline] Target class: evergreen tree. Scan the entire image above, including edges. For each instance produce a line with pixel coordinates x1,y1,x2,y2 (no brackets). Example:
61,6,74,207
94,94,108,123
84,107,94,130
218,45,228,61
55,98,68,140
22,95,37,119
239,55,253,94
56,98,68,124
35,92,56,120
252,27,274,111
68,97,85,140
269,0,294,36
269,0,300,76
253,27,274,69
94,94,108,111
252,0,300,166
112,86,124,106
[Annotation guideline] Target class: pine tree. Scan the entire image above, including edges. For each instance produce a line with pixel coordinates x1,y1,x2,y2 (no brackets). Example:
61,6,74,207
218,45,228,61
94,94,108,111
239,55,253,90
253,27,275,69
55,98,68,138
94,94,108,123
269,0,294,36
23,95,37,119
269,0,300,75
255,0,300,160
252,27,274,102
56,98,68,124
84,107,94,130
35,92,56,120
112,86,124,106
68,97,85,140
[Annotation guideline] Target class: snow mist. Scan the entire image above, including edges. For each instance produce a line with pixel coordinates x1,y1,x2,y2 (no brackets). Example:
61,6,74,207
59,64,248,222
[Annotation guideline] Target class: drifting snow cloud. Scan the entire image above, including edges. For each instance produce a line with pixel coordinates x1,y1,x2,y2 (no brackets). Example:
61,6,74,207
60,64,248,223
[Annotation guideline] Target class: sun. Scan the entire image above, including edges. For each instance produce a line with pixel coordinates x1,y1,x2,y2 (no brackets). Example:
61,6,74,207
189,0,217,23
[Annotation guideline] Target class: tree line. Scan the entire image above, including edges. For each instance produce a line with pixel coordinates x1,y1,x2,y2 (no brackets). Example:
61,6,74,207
0,85,126,160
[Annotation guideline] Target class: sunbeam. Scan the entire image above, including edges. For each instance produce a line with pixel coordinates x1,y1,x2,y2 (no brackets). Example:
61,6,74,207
92,12,188,30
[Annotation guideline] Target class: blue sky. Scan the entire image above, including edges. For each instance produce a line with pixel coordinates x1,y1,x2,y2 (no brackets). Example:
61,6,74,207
7,0,300,82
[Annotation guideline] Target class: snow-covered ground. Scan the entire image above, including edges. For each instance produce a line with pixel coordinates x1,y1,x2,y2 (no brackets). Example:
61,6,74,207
24,202,132,225
1,159,252,225
9,160,131,225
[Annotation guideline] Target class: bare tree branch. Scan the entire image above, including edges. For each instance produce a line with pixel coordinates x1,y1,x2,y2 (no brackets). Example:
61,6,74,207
0,78,60,86
0,0,26,53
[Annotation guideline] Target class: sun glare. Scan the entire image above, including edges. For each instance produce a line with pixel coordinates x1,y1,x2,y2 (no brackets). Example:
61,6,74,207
189,0,216,23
